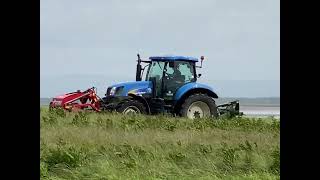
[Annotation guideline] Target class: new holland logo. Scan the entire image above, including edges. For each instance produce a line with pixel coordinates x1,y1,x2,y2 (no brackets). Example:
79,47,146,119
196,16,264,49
129,88,152,95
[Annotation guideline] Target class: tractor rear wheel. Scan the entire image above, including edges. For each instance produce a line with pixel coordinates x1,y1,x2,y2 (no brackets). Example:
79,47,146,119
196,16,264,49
117,99,147,115
180,94,218,119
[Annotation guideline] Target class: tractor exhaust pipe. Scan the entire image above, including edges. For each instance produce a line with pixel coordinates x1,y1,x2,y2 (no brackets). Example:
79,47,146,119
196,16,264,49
136,54,142,81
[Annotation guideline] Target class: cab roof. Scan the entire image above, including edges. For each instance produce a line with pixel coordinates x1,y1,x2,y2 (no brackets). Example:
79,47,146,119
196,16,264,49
149,55,198,62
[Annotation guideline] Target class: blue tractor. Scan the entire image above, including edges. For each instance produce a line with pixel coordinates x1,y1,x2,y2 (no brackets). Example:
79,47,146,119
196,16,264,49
101,54,241,119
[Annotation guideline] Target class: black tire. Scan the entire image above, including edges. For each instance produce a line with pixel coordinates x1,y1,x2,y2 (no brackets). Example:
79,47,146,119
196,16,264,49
116,99,147,115
180,94,218,119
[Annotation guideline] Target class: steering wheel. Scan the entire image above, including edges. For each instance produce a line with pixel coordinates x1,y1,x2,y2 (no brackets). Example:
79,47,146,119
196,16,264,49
164,72,174,80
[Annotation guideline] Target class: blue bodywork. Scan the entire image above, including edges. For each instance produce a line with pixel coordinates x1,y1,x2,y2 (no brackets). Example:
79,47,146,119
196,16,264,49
174,82,217,100
110,81,153,96
149,55,198,62
108,81,217,100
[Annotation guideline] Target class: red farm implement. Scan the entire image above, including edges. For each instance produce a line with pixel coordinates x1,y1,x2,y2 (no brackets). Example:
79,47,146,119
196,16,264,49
49,87,101,112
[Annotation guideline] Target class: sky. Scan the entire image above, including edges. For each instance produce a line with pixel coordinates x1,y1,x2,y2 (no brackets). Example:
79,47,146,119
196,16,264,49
40,0,280,98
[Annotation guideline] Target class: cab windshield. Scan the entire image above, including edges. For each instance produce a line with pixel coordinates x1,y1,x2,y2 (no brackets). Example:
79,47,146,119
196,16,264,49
145,61,165,82
145,61,196,83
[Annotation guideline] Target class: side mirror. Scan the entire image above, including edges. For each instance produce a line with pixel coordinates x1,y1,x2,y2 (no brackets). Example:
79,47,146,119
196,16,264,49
197,74,202,78
200,56,204,67
196,56,205,68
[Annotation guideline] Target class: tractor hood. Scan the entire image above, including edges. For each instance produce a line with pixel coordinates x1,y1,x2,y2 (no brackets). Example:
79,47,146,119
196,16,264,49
106,81,153,96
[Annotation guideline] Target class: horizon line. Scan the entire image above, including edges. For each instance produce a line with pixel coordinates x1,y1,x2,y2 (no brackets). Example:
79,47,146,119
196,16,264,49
40,96,280,99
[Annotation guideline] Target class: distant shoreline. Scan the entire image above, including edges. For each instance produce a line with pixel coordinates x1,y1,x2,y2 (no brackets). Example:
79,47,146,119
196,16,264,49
240,104,280,107
40,97,280,107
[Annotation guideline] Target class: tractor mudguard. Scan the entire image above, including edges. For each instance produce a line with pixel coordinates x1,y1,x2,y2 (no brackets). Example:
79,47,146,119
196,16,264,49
127,94,151,114
174,82,218,101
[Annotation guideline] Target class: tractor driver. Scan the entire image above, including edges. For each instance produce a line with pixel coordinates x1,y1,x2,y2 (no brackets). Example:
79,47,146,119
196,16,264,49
164,62,185,82
171,64,185,83
164,62,185,94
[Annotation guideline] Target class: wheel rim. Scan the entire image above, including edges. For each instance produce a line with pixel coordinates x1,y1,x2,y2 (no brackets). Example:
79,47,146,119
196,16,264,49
123,106,141,115
187,101,211,119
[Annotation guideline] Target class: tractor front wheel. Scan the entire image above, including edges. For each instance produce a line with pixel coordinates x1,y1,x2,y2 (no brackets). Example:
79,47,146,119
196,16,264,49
180,94,218,119
117,99,146,115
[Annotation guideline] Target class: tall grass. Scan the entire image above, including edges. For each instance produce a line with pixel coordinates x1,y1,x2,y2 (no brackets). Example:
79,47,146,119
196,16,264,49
40,107,280,180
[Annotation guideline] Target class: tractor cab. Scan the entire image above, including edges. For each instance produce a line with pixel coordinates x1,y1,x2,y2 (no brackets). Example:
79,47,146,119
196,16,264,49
136,55,204,101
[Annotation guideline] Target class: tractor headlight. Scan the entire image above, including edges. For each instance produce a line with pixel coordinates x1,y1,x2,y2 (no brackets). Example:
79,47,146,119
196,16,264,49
107,86,124,96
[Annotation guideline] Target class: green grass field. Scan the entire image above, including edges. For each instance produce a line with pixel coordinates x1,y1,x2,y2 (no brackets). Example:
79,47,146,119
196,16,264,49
40,107,280,180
